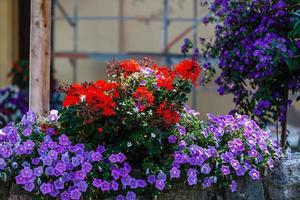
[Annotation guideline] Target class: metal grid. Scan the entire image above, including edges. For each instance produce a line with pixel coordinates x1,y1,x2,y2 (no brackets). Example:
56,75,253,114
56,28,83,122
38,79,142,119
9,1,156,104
52,0,203,108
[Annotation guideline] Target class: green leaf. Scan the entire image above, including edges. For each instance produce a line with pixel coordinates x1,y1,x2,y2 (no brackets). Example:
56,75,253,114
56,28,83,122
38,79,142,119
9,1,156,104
286,57,300,73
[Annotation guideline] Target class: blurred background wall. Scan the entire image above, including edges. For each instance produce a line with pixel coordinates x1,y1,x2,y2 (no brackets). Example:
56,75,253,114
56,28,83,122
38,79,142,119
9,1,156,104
0,0,19,86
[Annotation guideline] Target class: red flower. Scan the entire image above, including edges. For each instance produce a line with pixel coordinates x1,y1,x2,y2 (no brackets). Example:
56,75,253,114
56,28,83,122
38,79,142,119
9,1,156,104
157,102,180,125
62,80,119,117
120,60,140,76
133,86,154,106
97,128,103,133
63,95,80,107
85,81,119,117
154,66,175,91
174,59,201,85
62,83,86,107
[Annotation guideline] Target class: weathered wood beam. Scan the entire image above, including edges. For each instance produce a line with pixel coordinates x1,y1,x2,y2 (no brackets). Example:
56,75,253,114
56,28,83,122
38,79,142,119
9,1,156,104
29,0,51,116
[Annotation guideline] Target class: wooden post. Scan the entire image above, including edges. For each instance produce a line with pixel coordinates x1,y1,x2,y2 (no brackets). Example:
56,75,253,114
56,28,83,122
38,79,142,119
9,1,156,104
29,0,51,116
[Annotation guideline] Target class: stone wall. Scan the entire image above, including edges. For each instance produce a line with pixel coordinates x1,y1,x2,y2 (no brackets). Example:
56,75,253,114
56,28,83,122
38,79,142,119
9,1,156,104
1,154,300,200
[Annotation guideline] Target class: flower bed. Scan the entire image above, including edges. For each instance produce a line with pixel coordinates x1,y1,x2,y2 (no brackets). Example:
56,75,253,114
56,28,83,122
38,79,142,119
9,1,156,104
0,60,62,128
0,59,283,199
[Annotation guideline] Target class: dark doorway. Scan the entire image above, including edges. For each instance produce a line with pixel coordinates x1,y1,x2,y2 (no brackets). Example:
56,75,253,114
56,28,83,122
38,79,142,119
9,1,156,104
18,0,31,61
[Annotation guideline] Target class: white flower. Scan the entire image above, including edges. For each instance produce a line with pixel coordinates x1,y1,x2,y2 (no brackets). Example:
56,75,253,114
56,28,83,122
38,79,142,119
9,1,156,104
80,95,86,102
127,142,132,147
48,109,59,122
50,109,58,116
151,133,156,138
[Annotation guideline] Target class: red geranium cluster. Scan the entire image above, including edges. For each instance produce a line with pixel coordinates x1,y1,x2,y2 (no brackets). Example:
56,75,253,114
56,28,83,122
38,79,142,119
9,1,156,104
62,58,201,126
154,66,175,91
63,81,119,117
175,59,201,85
157,102,180,125
120,59,140,77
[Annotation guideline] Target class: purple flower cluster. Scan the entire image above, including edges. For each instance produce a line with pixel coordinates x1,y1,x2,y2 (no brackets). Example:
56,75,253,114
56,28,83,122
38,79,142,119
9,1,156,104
200,0,300,124
0,86,28,128
147,171,167,191
0,112,145,200
169,109,283,192
0,108,283,198
14,133,106,199
0,85,63,129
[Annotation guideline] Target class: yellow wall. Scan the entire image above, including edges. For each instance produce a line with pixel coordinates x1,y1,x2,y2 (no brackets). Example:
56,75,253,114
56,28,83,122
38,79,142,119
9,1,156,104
0,0,18,87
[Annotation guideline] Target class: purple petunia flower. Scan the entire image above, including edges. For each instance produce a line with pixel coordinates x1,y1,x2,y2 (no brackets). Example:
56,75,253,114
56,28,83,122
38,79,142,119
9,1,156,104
96,145,106,154
58,134,70,146
228,139,244,154
178,140,187,149
54,178,65,190
157,171,167,181
155,179,165,191
170,167,180,178
116,195,125,200
76,181,88,192
40,183,52,194
187,175,197,185
220,152,234,163
81,162,92,173
46,128,55,136
111,180,119,191
236,166,246,176
21,112,37,127
60,191,70,200
47,150,58,160
230,159,241,170
61,153,70,163
177,124,186,135
248,148,259,157
71,157,81,167
45,166,54,176
249,168,260,180
75,170,86,180
202,176,213,188
168,135,177,144
22,127,32,137
33,166,43,177
221,165,230,175
101,180,110,191
69,188,81,200
91,152,102,162
20,167,33,178
187,168,198,177
201,163,211,175
55,162,66,174
126,191,136,200
129,178,138,189
147,175,156,185
207,146,217,158
92,178,102,188
23,183,35,192
31,157,41,165
137,179,147,188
